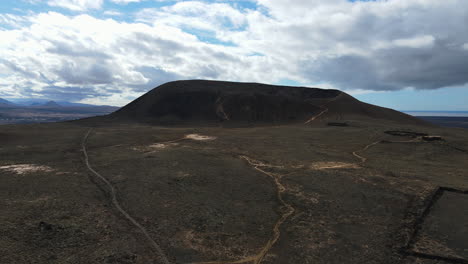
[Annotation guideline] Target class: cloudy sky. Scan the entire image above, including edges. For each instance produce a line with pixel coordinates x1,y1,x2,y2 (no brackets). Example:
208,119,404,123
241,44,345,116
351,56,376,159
0,0,467,110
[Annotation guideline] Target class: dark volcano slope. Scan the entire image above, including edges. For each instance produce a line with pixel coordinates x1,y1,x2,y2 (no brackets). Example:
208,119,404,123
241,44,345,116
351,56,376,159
324,92,429,125
108,80,426,126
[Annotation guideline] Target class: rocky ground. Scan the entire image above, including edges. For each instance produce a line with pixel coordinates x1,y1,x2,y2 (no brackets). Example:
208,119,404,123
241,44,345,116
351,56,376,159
0,118,467,263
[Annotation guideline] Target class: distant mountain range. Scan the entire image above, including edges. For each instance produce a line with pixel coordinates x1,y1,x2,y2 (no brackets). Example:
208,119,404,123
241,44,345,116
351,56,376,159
0,98,16,106
3,98,116,108
0,98,119,125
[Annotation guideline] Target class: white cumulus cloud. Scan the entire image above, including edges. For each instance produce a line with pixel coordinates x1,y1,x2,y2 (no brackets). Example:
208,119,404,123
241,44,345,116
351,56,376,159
1,0,468,105
48,0,103,11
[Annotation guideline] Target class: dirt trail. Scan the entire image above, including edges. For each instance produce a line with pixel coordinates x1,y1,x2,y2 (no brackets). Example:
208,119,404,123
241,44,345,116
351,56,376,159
190,133,404,264
352,140,382,164
82,126,428,264
352,135,425,164
304,93,343,124
304,108,328,124
82,129,171,264
190,130,439,263
216,97,230,121
189,156,295,264
310,161,360,170
190,131,431,264
240,156,295,264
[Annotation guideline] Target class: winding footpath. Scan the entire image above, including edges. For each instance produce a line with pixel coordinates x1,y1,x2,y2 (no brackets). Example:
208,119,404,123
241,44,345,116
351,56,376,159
82,129,171,264
215,97,231,121
304,93,343,124
239,156,295,264
352,140,382,164
304,107,329,124
352,136,425,164
189,128,436,263
192,132,391,264
81,124,424,264
190,156,295,264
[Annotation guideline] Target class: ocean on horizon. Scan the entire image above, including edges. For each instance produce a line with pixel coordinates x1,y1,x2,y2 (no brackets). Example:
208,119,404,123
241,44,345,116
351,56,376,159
403,111,468,117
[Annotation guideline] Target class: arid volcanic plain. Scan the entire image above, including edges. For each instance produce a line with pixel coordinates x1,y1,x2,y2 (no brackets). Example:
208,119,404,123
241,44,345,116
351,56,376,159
1,80,467,264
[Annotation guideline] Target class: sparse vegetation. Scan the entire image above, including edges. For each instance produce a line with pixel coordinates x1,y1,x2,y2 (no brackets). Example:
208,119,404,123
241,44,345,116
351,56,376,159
1,81,467,264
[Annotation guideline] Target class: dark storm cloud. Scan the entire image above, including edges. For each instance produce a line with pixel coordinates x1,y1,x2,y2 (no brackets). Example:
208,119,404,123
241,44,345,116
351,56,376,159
54,61,114,85
46,39,112,59
302,41,468,91
302,55,393,91
2,0,468,106
117,32,189,56
255,0,468,91
377,42,468,89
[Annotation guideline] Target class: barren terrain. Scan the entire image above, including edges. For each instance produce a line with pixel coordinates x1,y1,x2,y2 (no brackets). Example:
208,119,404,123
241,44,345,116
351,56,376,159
1,81,467,264
1,119,467,264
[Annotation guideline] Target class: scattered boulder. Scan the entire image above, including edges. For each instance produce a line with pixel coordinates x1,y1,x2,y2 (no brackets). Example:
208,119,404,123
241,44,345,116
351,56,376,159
102,253,137,264
327,122,349,127
38,221,54,232
384,131,428,137
422,136,443,141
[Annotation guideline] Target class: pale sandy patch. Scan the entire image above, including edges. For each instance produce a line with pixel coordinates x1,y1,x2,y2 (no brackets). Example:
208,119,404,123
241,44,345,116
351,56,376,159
291,164,305,169
149,143,179,149
175,171,191,178
184,134,216,141
310,162,360,170
132,142,180,153
0,164,54,175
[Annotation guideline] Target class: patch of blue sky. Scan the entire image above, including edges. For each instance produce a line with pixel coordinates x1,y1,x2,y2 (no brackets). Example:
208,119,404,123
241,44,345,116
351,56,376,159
277,79,304,87
105,1,257,25
0,2,34,15
219,18,247,31
103,1,175,16
226,0,258,11
0,1,173,22
404,111,468,117
247,52,265,57
182,27,237,46
0,1,260,23
104,0,258,17
0,1,75,17
355,86,468,111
